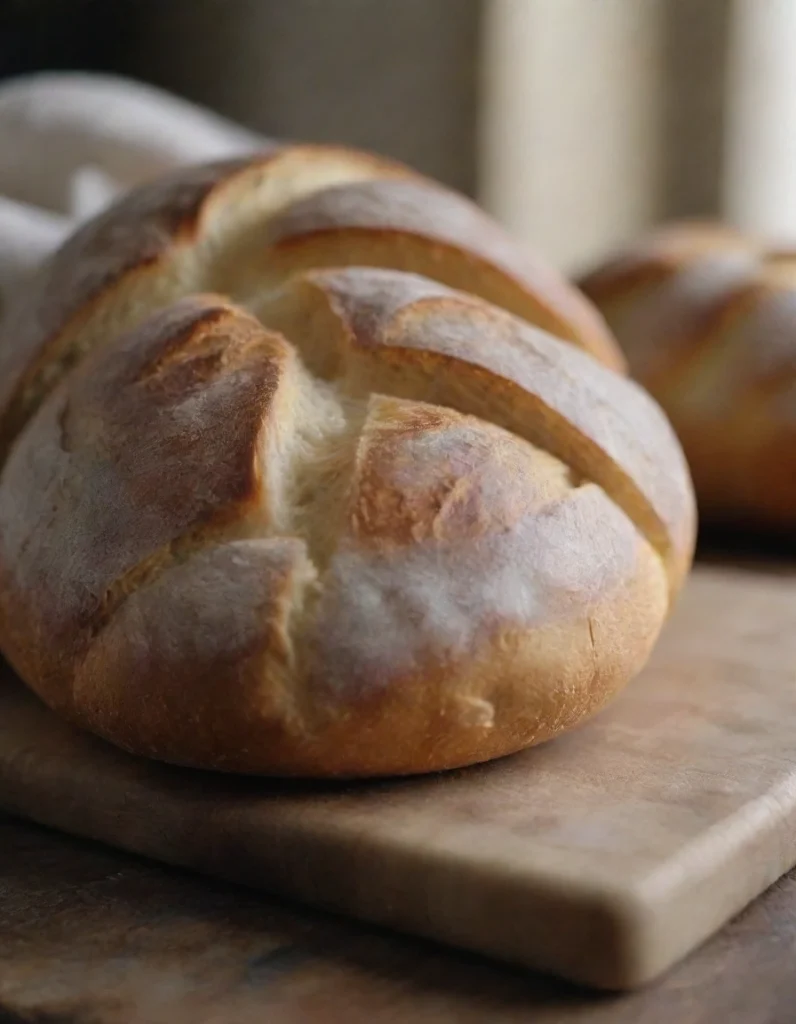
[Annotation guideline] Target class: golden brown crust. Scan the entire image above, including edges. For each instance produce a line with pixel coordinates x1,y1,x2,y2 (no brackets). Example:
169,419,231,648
0,280,692,775
0,154,694,777
0,145,410,457
253,267,692,591
579,222,796,528
0,146,622,464
0,297,291,697
264,179,623,371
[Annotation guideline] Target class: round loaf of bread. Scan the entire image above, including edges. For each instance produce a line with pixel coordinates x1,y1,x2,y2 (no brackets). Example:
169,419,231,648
0,146,695,776
579,222,796,529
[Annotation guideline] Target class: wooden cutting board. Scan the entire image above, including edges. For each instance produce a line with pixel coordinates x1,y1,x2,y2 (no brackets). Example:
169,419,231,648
0,562,794,991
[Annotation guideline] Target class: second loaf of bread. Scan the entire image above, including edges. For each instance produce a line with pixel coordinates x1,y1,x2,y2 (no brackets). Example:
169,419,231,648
579,222,796,529
0,145,696,775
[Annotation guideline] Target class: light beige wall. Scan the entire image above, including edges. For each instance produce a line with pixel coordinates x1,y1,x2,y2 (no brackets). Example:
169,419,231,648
660,0,729,220
724,0,796,240
479,0,665,271
479,0,730,272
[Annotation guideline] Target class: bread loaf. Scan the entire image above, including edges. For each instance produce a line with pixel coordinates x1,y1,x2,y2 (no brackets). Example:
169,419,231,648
0,146,695,776
579,222,796,529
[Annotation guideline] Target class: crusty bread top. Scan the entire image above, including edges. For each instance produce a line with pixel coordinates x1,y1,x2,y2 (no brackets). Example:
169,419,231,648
252,267,694,590
0,269,691,773
0,144,622,467
1,266,694,674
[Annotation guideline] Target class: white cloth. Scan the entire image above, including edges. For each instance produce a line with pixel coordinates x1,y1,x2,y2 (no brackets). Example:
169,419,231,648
0,72,268,319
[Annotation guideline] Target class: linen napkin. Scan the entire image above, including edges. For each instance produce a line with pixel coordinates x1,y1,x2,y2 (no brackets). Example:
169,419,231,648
0,71,268,321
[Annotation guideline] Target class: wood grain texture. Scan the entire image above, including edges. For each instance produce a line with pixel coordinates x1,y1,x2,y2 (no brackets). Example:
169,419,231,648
0,563,794,992
2,810,796,1024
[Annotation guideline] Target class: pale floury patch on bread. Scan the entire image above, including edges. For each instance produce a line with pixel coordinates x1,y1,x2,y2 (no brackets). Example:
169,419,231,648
0,148,694,776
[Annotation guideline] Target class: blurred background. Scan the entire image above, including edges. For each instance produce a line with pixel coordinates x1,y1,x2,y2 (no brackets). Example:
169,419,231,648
0,0,792,271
